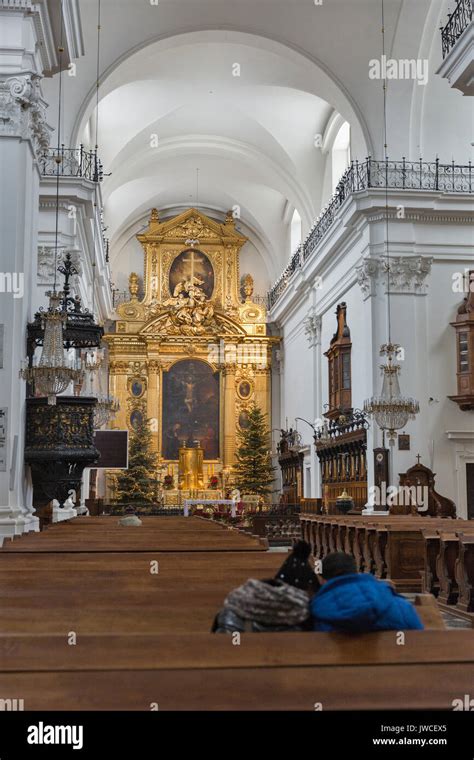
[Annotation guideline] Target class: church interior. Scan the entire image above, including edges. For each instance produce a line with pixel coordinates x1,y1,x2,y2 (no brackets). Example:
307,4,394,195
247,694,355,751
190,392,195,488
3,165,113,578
0,0,473,739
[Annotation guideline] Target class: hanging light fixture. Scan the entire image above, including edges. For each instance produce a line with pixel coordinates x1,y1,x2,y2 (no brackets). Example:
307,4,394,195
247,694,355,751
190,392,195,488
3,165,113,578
89,0,119,430
94,396,120,429
20,1,83,404
363,1,419,446
80,348,120,428
364,343,419,446
21,293,82,405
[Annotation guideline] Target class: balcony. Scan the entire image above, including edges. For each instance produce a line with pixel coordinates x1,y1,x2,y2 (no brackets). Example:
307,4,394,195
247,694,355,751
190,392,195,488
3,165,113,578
39,145,104,183
437,0,474,95
268,157,473,309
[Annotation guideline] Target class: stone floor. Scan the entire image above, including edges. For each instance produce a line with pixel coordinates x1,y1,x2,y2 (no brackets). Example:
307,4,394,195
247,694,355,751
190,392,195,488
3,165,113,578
439,610,472,629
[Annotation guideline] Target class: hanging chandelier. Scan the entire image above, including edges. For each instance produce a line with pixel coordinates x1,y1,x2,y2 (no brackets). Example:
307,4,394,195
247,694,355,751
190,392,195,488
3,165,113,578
21,292,82,405
80,348,120,428
94,396,120,429
364,343,419,446
364,1,419,447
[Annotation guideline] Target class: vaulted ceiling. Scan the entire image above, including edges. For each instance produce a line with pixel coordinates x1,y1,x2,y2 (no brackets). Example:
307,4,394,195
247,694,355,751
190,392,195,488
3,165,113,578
41,0,471,292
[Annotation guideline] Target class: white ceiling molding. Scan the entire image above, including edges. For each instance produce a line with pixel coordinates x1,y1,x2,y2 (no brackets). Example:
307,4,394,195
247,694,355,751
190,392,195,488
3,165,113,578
321,110,345,155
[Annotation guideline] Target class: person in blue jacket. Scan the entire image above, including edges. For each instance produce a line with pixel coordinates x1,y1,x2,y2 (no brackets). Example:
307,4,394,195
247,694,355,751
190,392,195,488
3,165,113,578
311,552,424,632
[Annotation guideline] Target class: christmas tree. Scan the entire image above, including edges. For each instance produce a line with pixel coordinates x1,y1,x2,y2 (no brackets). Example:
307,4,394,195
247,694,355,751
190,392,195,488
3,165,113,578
233,404,275,497
114,418,157,503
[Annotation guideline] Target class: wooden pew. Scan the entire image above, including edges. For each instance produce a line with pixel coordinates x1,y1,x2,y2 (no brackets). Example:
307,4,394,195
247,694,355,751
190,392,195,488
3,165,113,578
421,529,441,596
437,531,461,606
414,594,446,629
0,516,268,553
2,514,467,712
455,532,474,614
0,630,471,710
0,550,283,635
300,514,473,593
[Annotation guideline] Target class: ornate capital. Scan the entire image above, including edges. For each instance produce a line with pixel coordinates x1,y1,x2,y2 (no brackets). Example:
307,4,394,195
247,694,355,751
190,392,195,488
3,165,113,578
382,256,433,294
0,74,51,156
356,258,381,299
303,311,322,347
356,256,432,298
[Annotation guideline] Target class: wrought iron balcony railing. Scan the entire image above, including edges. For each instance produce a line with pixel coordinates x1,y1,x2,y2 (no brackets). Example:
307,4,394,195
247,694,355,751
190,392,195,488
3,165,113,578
39,145,104,182
441,0,473,58
268,157,473,309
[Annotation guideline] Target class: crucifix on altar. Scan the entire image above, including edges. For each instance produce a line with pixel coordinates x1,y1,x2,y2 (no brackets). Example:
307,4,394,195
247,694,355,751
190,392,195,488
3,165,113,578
182,246,204,285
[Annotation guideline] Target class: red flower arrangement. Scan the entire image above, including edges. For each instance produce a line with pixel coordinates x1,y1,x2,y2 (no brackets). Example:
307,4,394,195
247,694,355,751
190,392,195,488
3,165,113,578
163,474,174,490
209,475,219,489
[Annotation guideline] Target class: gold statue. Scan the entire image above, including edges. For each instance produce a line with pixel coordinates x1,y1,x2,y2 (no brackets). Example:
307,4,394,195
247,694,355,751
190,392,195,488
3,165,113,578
129,272,139,300
242,273,254,302
163,277,215,335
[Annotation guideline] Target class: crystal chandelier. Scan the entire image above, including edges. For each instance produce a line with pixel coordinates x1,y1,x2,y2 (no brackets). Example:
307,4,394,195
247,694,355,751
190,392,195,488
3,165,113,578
363,6,419,447
364,343,419,446
94,396,120,429
21,292,82,405
80,349,120,429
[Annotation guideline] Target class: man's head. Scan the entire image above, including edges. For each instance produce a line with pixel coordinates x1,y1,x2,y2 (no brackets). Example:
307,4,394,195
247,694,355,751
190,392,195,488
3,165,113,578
320,552,357,583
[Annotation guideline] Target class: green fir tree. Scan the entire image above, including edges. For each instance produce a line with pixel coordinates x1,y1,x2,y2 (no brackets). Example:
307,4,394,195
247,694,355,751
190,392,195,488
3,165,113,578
233,404,275,497
114,419,157,503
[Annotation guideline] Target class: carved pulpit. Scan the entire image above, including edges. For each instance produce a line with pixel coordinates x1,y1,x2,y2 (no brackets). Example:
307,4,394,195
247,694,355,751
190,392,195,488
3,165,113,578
104,208,278,497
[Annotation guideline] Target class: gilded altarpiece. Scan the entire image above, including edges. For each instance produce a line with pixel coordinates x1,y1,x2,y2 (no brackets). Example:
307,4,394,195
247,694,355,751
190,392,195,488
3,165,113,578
105,208,276,484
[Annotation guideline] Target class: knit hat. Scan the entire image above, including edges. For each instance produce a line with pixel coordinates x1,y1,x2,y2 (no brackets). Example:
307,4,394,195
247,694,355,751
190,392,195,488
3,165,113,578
275,540,319,592
223,578,310,626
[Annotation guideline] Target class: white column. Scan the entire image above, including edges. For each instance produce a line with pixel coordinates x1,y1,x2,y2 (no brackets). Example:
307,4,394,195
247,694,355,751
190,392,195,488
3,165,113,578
304,307,322,497
0,6,51,537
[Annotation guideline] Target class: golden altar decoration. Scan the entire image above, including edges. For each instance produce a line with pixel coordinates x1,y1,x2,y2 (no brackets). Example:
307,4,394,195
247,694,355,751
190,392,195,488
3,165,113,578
104,208,277,493
179,442,204,490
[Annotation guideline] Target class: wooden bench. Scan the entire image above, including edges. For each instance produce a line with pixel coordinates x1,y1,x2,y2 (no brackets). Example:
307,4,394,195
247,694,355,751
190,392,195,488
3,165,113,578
0,629,471,710
301,514,473,592
1,514,466,711
0,550,284,634
1,516,268,553
435,529,474,622
456,532,474,614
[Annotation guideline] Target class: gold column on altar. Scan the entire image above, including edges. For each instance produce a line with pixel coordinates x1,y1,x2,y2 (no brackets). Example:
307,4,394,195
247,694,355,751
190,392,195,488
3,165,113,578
223,365,237,467
147,359,160,454
178,443,204,490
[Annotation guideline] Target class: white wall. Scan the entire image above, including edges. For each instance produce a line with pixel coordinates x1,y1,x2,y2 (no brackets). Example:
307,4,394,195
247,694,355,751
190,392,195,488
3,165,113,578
271,187,474,515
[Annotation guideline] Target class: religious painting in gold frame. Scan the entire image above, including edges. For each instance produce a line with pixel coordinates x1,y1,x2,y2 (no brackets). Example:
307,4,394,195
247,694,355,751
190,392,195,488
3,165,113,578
237,379,253,400
162,359,220,460
128,377,146,399
169,249,215,299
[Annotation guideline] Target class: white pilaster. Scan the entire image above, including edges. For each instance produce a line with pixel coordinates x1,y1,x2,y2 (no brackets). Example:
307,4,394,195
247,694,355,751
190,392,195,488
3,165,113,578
0,6,50,538
303,306,322,497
